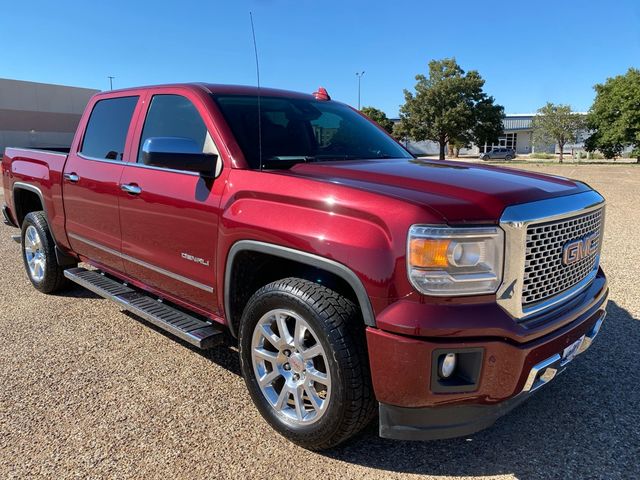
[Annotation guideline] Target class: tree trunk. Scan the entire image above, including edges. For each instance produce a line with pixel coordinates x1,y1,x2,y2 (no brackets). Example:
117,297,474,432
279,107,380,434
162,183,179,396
558,142,564,163
439,139,446,160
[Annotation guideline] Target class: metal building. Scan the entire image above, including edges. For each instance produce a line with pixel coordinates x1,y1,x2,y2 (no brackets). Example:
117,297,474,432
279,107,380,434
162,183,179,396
0,78,99,153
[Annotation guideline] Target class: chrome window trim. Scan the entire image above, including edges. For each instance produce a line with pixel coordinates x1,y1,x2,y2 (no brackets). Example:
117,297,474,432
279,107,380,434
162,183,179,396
126,161,200,176
76,152,212,177
68,232,214,293
77,152,125,165
497,190,605,320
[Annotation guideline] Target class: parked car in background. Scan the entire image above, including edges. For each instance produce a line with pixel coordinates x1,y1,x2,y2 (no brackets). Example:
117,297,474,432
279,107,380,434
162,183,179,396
2,83,608,450
480,147,516,160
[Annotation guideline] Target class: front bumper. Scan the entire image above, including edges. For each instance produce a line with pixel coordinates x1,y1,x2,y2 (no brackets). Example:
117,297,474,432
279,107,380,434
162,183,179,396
368,270,608,441
378,309,606,440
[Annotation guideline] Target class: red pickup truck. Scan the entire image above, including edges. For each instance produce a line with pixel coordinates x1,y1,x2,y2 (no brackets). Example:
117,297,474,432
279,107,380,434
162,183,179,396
2,83,608,450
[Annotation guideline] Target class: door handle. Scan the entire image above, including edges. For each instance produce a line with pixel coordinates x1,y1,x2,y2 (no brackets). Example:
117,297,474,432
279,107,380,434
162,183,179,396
121,183,142,195
63,172,80,183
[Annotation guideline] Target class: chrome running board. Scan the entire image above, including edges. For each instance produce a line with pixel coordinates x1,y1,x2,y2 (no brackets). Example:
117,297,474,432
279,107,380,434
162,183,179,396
64,267,223,349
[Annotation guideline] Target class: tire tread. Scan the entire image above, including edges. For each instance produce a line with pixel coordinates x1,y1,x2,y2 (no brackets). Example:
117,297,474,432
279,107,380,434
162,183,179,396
240,277,376,450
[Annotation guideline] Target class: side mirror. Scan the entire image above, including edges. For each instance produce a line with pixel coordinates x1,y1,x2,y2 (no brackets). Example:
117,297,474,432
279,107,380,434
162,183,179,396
142,137,218,177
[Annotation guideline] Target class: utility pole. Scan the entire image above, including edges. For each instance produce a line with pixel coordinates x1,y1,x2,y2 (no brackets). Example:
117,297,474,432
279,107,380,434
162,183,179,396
108,76,115,91
355,71,365,110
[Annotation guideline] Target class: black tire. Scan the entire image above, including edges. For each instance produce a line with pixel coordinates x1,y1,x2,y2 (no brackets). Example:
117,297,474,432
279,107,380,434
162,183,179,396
21,211,73,293
505,155,513,161
239,277,376,450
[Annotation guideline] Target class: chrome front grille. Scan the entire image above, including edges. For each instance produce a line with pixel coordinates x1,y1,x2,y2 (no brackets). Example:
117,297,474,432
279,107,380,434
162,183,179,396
522,208,603,306
497,190,606,320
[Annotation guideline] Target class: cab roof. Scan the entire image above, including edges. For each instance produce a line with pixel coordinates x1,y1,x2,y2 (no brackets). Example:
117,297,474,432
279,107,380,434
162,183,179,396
98,82,318,100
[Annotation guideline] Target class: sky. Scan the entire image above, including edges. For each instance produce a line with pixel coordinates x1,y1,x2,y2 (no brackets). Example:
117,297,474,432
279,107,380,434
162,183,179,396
2,0,639,117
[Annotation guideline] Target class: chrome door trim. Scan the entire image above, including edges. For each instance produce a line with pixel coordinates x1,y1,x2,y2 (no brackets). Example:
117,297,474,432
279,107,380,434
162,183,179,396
8,147,68,158
497,190,605,320
68,232,214,293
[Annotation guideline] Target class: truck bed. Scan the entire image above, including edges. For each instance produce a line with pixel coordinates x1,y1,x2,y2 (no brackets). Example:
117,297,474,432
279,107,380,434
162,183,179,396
2,146,70,246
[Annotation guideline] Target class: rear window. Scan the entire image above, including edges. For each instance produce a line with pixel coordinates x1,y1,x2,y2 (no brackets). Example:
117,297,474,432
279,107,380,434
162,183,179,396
80,96,138,161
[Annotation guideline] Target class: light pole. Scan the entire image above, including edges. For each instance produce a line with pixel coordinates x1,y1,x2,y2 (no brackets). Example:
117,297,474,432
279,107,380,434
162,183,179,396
355,71,365,110
108,76,115,91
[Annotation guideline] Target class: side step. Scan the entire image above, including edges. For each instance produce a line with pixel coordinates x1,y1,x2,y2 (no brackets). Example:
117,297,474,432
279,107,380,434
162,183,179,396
64,267,223,349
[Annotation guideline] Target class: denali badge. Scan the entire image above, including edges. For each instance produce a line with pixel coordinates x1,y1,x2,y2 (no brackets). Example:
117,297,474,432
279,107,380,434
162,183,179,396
181,252,210,266
562,232,599,266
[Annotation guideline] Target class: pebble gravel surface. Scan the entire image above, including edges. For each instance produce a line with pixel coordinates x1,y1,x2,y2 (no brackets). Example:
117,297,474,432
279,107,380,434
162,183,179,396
1,164,638,479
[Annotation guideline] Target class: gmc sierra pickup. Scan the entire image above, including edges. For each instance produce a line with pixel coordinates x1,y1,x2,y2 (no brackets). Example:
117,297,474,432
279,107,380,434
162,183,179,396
2,83,608,450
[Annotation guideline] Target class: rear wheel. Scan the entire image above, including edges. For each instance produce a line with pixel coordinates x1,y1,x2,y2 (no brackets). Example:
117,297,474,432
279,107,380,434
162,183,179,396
239,277,375,450
505,155,513,161
21,211,73,293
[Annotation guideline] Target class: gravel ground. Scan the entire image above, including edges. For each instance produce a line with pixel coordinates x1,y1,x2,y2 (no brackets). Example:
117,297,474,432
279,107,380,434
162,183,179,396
1,164,638,479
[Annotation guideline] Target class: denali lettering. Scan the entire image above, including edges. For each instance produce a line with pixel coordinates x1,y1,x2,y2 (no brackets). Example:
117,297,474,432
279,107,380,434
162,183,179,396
562,232,599,266
181,252,210,266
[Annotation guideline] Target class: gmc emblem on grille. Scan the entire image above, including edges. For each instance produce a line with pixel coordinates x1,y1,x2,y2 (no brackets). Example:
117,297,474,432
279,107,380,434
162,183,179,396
562,232,599,266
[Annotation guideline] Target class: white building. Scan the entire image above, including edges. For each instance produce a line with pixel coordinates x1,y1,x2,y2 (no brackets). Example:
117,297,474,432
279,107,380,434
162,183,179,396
0,78,99,153
476,114,535,154
395,113,585,156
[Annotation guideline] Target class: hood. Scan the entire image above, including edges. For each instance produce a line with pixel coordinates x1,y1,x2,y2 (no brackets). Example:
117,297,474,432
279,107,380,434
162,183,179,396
284,158,590,223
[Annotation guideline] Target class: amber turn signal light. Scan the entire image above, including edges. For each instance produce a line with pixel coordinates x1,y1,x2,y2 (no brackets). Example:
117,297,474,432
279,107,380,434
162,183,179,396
409,238,451,268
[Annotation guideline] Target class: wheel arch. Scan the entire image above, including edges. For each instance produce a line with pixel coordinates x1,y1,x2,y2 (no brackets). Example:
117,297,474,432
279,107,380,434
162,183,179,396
13,182,77,267
224,240,376,337
12,182,46,226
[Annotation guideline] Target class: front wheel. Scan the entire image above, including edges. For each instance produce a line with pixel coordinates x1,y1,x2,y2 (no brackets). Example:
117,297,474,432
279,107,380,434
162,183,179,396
239,278,375,450
21,211,73,293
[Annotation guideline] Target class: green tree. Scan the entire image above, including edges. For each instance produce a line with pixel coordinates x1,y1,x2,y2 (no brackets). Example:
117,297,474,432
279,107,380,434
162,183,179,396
396,58,504,160
360,106,394,134
585,68,640,163
532,103,584,163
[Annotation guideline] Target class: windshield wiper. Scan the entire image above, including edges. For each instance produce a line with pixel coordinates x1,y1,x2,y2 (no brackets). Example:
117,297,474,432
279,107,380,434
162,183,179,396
266,156,316,162
262,154,367,169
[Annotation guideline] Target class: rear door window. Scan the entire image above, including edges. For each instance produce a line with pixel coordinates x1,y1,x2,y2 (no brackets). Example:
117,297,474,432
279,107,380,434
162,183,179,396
80,96,138,161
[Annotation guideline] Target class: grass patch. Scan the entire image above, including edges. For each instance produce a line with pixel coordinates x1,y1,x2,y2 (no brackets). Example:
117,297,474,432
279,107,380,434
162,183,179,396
530,152,555,159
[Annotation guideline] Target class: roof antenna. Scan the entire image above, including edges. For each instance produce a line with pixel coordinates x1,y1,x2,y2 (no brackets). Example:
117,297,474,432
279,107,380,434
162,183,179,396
249,12,263,171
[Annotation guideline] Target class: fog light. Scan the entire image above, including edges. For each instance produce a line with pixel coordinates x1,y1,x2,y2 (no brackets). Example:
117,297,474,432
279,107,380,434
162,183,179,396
439,353,457,378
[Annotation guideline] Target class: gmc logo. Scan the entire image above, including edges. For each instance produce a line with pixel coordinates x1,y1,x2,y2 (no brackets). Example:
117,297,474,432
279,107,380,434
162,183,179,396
562,232,599,266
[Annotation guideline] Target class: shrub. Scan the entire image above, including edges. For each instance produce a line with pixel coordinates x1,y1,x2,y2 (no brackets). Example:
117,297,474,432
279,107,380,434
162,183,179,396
530,152,555,159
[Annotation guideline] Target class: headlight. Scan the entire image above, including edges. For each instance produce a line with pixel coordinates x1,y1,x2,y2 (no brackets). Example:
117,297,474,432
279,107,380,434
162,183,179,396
407,225,504,296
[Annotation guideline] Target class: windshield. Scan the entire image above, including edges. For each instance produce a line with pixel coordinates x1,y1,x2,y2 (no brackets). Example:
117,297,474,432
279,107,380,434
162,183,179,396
213,95,412,169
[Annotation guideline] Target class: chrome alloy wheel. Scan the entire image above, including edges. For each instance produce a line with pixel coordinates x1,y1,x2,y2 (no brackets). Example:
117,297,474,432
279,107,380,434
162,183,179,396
251,308,331,426
24,225,45,282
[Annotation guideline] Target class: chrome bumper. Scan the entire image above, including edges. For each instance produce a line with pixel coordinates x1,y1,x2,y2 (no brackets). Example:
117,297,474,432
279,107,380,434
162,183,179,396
522,310,606,393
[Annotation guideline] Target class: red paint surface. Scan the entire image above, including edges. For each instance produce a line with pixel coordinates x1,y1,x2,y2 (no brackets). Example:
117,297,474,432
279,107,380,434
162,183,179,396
1,83,608,409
